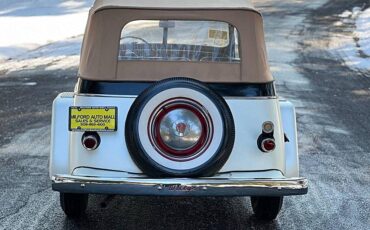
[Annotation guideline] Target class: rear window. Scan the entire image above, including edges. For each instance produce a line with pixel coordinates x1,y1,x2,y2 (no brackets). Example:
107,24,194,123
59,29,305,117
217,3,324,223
119,20,240,63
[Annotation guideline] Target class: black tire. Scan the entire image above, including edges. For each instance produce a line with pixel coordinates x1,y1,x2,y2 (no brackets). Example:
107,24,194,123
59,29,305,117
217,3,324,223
125,77,235,177
251,196,284,221
60,193,88,218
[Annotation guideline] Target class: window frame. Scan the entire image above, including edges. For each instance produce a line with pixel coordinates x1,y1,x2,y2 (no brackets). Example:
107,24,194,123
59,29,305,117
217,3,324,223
117,19,242,63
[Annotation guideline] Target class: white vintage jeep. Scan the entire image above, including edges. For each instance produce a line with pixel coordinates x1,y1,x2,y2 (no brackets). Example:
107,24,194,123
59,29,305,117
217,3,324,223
50,0,308,220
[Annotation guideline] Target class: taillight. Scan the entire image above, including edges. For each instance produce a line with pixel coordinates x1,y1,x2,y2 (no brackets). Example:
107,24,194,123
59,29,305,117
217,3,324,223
262,121,274,134
261,138,276,152
82,132,100,150
258,121,275,153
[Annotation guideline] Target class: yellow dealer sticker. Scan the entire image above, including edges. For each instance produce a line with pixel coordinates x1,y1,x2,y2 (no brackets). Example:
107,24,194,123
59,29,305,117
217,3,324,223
208,29,228,40
69,107,117,132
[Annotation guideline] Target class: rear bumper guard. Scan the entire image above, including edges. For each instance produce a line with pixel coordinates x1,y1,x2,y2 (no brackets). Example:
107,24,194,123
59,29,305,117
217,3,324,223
52,175,308,197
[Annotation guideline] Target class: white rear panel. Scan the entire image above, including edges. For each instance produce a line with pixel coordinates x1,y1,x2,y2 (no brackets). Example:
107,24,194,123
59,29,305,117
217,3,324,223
69,95,286,174
50,94,300,177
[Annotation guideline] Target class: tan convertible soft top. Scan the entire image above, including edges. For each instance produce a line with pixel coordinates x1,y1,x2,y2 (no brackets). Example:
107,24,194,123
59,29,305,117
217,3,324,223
79,0,273,83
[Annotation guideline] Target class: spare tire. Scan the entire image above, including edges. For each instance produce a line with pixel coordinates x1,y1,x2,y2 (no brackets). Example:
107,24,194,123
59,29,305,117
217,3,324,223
125,77,235,177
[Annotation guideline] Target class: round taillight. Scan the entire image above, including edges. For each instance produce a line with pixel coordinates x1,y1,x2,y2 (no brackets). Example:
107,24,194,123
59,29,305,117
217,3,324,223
149,99,213,161
82,132,100,150
261,138,276,152
262,121,274,134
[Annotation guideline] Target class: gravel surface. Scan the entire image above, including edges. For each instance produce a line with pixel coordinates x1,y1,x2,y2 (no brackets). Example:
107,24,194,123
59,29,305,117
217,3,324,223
0,0,369,229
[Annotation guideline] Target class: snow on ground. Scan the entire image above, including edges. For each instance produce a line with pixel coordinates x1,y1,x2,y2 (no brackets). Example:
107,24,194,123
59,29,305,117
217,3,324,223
355,8,370,58
0,36,83,76
330,6,370,72
2,1,368,78
0,0,93,76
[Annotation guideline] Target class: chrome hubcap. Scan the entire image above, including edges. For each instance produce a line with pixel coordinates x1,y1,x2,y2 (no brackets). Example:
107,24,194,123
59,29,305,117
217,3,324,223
148,98,214,161
159,108,202,150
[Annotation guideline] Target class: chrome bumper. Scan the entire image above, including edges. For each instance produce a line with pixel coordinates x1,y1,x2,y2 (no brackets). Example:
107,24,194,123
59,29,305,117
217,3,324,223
52,175,308,197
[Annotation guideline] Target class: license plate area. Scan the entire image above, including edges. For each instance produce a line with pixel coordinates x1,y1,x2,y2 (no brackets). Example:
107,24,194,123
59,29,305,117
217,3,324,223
69,106,117,132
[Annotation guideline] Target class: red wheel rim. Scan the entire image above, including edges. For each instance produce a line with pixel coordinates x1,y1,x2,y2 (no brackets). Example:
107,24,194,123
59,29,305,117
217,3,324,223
148,98,213,162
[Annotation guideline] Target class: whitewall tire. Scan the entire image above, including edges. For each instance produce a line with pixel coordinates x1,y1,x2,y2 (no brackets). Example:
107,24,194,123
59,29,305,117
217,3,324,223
125,78,235,177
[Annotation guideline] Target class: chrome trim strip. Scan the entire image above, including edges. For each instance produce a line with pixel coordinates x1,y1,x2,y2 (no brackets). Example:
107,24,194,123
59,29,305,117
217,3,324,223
223,96,278,100
76,93,138,98
52,175,308,196
74,93,278,100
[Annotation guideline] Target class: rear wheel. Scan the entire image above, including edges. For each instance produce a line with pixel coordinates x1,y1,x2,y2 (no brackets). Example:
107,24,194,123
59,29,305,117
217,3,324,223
251,196,283,221
60,193,88,218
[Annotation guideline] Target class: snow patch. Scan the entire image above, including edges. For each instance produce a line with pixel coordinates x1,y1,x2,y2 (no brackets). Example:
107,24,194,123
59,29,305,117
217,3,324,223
0,36,82,76
354,8,370,57
0,12,89,61
330,7,370,72
0,0,93,75
338,10,352,18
